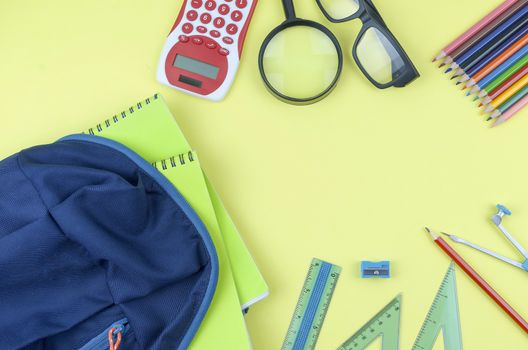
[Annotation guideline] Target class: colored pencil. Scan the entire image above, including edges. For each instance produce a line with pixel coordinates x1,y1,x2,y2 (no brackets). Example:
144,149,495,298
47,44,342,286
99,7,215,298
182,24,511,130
446,7,528,73
480,64,528,103
448,1,528,72
469,53,528,95
425,228,528,334
483,73,528,111
434,1,528,122
434,0,519,62
458,30,528,85
493,94,528,126
466,42,528,88
488,84,528,118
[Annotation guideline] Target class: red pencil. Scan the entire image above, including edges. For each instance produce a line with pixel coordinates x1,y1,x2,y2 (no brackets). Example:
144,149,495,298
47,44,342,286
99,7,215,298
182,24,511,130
425,227,528,334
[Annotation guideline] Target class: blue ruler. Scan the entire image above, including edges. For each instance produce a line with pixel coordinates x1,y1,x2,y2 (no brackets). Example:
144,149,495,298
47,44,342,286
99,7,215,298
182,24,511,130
282,258,341,350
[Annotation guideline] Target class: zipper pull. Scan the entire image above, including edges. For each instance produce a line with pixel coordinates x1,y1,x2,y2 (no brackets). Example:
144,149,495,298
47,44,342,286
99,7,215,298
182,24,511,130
107,326,123,350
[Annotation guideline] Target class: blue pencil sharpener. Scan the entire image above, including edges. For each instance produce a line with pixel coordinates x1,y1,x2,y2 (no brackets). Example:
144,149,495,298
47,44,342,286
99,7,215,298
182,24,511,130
361,261,391,278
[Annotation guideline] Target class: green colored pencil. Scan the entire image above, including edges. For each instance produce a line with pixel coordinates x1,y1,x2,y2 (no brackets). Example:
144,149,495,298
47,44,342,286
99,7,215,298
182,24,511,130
470,57,528,96
488,84,528,120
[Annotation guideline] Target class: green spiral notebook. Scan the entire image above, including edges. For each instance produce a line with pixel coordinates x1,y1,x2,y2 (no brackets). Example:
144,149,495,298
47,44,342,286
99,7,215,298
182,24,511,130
152,152,249,349
82,94,268,348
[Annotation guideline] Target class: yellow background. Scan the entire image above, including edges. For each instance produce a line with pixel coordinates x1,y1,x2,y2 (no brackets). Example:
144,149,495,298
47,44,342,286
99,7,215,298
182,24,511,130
1,0,527,349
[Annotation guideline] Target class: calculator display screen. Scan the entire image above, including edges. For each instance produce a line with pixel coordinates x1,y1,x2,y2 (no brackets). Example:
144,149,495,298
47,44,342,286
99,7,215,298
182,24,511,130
173,55,219,79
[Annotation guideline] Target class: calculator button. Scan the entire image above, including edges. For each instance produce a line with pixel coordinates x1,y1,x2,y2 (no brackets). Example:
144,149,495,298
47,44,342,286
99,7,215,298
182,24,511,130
206,41,217,49
187,10,198,21
235,0,247,9
191,0,202,8
213,17,225,28
197,25,207,33
192,37,203,45
231,10,242,21
200,13,212,24
222,36,234,44
210,30,221,38
218,4,230,15
226,23,238,35
218,47,229,56
179,35,190,43
205,0,216,10
182,23,193,34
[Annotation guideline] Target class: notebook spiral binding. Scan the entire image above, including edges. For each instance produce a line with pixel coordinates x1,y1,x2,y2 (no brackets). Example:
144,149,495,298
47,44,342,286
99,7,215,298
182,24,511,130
85,94,159,135
152,151,195,171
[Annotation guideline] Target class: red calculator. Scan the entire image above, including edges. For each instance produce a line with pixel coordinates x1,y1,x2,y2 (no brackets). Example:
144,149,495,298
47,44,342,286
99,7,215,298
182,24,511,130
157,0,257,101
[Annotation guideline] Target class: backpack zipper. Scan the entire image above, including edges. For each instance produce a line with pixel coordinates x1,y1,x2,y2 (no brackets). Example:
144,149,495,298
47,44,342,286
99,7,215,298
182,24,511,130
78,318,130,350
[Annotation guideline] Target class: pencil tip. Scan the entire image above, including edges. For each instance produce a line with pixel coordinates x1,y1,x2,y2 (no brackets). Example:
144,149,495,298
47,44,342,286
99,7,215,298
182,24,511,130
478,103,482,107
492,116,504,127
486,116,492,121
455,81,461,85
439,63,446,68
425,227,438,239
445,68,452,73
492,119,503,127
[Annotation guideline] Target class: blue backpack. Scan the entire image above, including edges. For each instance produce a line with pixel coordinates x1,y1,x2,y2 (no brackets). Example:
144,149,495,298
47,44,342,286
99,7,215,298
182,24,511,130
0,135,218,350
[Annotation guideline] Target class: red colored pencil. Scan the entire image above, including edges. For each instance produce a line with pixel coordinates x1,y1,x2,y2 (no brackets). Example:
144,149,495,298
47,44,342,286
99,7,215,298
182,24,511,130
425,228,528,334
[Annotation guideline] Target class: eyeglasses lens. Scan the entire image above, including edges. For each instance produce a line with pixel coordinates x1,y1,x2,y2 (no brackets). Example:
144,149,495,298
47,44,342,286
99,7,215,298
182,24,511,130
355,27,406,84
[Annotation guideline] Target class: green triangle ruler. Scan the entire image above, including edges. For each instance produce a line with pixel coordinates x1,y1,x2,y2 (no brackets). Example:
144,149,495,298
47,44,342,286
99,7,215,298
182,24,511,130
412,262,463,350
282,258,341,350
337,295,401,350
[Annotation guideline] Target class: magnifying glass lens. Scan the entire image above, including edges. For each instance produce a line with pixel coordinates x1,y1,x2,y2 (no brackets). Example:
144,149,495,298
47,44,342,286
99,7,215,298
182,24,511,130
262,26,340,100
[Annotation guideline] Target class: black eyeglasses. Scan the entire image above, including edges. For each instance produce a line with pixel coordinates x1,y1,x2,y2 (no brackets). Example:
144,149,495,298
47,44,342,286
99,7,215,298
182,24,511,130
258,0,419,105
316,0,419,89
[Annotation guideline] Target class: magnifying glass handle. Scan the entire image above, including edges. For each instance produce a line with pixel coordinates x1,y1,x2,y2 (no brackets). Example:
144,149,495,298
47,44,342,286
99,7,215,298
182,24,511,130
281,0,296,20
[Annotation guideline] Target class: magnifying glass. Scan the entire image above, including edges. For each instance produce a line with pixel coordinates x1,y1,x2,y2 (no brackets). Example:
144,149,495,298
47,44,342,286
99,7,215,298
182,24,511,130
258,0,343,105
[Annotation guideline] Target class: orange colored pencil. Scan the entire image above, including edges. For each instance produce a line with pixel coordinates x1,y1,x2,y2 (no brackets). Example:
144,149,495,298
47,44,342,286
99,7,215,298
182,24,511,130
468,35,528,87
483,73,528,113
